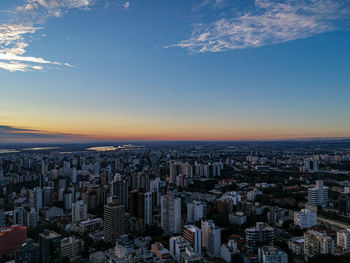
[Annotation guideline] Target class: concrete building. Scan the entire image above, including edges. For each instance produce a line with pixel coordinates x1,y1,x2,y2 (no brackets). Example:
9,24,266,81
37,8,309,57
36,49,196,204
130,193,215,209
151,242,170,260
337,229,350,251
161,191,181,234
15,238,39,263
29,187,42,211
187,200,206,223
220,239,240,263
169,236,191,263
201,220,221,256
288,237,304,255
183,225,202,255
246,222,274,255
79,218,103,233
27,208,39,228
247,188,262,201
104,202,125,243
0,225,27,257
307,180,328,208
258,246,288,263
180,247,202,263
294,209,317,229
304,230,334,259
111,179,129,209
61,236,84,261
0,209,5,227
39,230,61,263
229,211,247,226
72,200,88,224
14,206,25,226
144,192,153,226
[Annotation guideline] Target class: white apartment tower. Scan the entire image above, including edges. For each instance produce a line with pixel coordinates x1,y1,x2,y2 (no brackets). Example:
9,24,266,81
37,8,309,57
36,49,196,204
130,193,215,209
294,209,317,229
308,180,328,208
72,200,88,224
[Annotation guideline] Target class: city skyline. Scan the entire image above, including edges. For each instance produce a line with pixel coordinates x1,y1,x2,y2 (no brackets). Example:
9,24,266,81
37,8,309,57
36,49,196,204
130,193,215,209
1,0,350,142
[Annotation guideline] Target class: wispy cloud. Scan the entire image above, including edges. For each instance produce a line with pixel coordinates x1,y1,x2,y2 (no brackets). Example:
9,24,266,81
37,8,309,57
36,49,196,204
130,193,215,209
0,0,94,72
170,0,350,53
123,1,130,10
0,125,90,143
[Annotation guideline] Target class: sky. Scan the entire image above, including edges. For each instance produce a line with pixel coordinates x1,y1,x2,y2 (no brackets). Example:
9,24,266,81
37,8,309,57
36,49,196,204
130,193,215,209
1,0,350,143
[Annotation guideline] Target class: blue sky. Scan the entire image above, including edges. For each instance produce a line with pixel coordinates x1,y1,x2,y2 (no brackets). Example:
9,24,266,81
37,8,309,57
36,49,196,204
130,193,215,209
0,0,350,142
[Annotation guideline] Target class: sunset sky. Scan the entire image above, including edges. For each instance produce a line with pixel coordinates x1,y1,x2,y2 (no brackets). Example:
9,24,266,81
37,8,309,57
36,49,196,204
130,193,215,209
1,0,350,142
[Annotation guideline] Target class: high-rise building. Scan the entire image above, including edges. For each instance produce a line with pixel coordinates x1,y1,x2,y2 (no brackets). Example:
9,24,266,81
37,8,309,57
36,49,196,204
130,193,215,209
144,192,153,226
27,208,39,228
72,167,77,184
0,225,27,257
29,187,42,211
187,200,206,223
0,209,5,227
338,187,350,215
72,200,88,224
161,191,182,234
337,229,350,251
258,246,288,263
104,202,125,243
169,162,181,184
307,180,328,208
246,222,274,254
39,230,61,263
304,230,334,259
304,159,318,172
14,206,25,226
294,209,317,229
129,189,145,226
183,225,202,255
64,189,73,210
41,162,48,188
112,179,129,209
201,220,221,256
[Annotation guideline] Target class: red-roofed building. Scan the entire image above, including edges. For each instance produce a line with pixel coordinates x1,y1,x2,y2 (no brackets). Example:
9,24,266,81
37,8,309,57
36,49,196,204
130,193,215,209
0,225,27,257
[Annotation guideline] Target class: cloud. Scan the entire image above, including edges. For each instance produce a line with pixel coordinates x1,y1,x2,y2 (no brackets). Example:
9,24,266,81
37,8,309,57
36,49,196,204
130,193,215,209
170,0,350,53
0,125,90,143
123,2,130,9
0,0,94,72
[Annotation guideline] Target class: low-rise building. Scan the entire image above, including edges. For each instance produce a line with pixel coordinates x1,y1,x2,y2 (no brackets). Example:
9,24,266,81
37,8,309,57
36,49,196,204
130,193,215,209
151,242,170,260
288,237,304,255
229,211,246,225
78,218,103,233
258,246,288,263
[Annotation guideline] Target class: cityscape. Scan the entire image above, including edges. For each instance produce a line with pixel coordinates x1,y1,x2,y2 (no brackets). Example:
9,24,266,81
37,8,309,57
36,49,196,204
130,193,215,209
1,0,350,263
0,141,350,263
